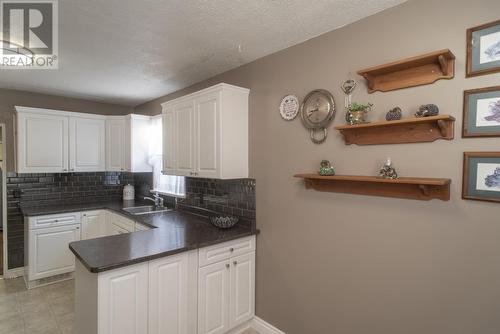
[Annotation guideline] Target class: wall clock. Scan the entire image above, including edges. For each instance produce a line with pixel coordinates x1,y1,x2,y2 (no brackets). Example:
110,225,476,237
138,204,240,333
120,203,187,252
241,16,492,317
300,89,336,144
279,95,300,120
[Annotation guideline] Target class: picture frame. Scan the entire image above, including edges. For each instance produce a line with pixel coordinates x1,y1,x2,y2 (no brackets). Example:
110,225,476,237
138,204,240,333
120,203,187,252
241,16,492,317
463,152,500,203
463,85,500,137
466,19,500,77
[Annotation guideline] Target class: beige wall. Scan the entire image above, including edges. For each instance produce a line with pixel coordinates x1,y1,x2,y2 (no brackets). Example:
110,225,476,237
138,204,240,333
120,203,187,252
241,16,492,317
137,0,500,332
0,89,133,171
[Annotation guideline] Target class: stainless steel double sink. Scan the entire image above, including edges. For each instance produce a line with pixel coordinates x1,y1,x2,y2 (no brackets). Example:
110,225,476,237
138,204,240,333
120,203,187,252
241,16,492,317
122,205,174,215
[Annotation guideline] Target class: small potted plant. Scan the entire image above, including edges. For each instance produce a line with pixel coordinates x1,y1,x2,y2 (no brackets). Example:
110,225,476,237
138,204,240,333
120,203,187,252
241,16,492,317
346,102,373,125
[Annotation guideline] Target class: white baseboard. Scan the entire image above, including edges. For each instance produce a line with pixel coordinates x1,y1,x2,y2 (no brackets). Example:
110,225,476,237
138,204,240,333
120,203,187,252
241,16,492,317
251,316,285,334
227,321,252,334
5,267,24,279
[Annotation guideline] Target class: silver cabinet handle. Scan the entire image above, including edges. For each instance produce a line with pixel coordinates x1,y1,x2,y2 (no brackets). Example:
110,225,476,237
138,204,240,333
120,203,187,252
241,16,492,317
225,264,230,269
69,168,74,171
62,169,67,172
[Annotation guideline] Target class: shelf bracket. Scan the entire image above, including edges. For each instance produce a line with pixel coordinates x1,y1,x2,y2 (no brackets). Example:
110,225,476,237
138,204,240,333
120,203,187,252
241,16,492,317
436,119,448,137
438,55,448,76
418,185,430,197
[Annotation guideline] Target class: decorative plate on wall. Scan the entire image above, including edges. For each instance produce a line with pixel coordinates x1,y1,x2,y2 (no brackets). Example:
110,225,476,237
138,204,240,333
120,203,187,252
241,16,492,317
279,95,300,120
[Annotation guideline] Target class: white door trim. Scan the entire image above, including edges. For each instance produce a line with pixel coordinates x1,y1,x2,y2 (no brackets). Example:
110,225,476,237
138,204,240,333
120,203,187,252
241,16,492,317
1,123,7,278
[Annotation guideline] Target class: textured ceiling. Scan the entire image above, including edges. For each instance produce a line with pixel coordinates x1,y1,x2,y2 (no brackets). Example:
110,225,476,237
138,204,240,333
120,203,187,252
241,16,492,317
0,0,406,106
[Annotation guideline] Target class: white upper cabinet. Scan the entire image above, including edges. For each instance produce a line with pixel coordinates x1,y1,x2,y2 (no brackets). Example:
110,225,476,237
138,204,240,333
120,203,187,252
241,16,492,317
15,107,153,173
106,115,153,172
106,117,127,171
173,100,195,177
162,83,249,179
70,116,106,172
16,109,69,173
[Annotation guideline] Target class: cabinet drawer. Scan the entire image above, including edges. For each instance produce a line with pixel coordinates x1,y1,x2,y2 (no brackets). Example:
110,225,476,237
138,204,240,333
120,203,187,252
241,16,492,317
199,236,255,267
28,212,81,230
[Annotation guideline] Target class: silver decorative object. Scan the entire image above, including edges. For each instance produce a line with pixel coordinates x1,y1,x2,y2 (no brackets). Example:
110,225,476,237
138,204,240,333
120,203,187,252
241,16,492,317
209,215,239,229
300,89,336,144
379,158,398,179
341,79,356,122
415,104,439,117
386,107,402,121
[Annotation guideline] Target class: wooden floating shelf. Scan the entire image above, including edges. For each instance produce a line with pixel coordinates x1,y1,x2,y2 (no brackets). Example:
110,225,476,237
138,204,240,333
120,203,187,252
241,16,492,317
335,115,455,145
294,174,451,201
357,49,455,93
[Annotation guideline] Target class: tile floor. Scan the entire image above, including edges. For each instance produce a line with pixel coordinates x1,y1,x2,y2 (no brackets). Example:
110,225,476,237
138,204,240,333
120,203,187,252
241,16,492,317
0,277,259,334
0,277,74,334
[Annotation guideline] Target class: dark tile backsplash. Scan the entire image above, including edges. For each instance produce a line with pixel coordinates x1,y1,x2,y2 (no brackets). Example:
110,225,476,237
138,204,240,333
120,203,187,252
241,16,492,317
180,178,256,220
6,172,255,270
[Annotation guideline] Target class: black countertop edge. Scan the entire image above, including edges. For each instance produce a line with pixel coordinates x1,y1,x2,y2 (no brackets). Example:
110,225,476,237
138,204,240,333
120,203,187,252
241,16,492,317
22,200,258,273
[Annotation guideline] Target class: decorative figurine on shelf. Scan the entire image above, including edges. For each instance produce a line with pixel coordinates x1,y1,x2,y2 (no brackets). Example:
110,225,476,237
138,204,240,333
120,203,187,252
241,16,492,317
386,107,402,121
379,158,398,179
415,104,439,117
341,79,357,121
346,102,373,125
318,160,336,176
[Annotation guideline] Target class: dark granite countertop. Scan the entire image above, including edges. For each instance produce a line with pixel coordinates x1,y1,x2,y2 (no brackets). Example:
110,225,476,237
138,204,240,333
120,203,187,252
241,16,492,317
21,201,258,273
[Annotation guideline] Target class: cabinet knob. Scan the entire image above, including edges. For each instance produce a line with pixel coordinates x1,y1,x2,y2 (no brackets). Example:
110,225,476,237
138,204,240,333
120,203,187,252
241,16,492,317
62,169,67,172
70,169,74,171
76,227,80,230
225,264,230,269
233,261,237,266
229,248,234,252
54,220,58,222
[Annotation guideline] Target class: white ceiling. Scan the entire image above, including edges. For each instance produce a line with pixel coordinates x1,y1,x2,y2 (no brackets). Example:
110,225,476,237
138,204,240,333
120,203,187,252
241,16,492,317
0,0,406,106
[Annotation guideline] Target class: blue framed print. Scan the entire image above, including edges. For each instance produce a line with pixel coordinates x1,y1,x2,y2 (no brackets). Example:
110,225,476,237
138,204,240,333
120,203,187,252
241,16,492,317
463,86,500,137
463,152,500,203
467,19,500,77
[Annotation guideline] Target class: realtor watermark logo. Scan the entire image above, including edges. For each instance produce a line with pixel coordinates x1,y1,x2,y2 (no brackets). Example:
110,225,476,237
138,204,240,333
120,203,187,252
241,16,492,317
0,0,58,69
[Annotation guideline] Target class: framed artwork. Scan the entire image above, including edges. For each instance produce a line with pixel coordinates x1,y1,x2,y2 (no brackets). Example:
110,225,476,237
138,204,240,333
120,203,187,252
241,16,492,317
466,19,500,77
463,85,500,137
463,152,500,203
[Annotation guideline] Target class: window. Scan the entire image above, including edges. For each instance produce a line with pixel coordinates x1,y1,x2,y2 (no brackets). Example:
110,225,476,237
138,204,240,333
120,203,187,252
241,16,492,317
149,116,185,197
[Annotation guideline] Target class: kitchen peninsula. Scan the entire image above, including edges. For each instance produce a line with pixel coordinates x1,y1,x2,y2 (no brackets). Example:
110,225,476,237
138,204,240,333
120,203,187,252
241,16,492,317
23,201,258,334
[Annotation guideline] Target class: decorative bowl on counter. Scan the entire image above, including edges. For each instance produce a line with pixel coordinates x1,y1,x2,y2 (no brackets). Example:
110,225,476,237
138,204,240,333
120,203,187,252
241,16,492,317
209,215,239,229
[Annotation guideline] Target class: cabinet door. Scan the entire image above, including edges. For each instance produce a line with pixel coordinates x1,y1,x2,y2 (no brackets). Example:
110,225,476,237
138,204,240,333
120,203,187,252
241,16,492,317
198,260,230,334
28,224,81,281
81,211,107,240
174,101,195,176
69,117,106,172
149,253,189,334
229,252,255,328
98,263,148,334
194,91,220,178
106,118,127,171
16,112,69,173
162,109,176,175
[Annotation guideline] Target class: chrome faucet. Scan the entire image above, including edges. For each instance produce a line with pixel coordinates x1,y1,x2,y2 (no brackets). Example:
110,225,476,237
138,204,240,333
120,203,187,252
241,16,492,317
144,192,164,208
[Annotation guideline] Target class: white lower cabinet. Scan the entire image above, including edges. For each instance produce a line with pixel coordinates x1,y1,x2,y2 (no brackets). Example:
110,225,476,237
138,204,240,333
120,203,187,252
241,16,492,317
81,211,107,240
229,252,255,328
198,237,256,334
28,224,81,281
149,251,198,334
98,263,149,334
198,260,230,334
